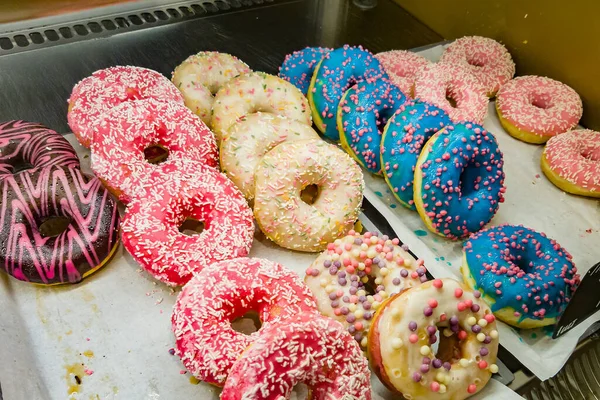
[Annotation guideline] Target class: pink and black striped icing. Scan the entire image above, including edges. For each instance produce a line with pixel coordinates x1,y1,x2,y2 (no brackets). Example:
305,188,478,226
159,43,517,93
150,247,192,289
0,165,120,284
0,120,80,179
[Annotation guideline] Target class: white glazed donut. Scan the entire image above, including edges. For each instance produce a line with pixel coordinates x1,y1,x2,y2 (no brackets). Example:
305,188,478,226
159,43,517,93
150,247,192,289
172,51,251,127
211,72,312,142
220,112,319,201
253,139,364,252
369,278,499,400
304,230,427,348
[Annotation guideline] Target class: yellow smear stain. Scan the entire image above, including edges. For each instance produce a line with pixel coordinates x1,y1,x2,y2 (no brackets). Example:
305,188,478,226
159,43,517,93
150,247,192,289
35,289,48,324
66,330,73,335
189,376,200,385
83,350,94,358
65,363,86,395
81,288,96,302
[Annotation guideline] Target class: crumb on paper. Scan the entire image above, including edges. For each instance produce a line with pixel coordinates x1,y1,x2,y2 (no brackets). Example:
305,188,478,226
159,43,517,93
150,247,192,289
524,13,528,18
155,297,164,305
180,370,187,374
535,174,540,179
168,348,175,355
86,338,90,342
84,369,94,376
586,228,593,233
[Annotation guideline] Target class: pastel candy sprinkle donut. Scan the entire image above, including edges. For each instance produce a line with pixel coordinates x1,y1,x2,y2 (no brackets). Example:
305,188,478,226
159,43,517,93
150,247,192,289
0,166,120,285
414,63,488,125
171,51,251,127
380,101,451,210
496,75,583,144
414,123,506,240
375,50,431,98
0,120,80,180
338,78,407,174
368,279,499,400
279,47,332,95
541,129,600,197
120,160,254,286
211,72,312,143
67,65,184,148
172,257,317,386
220,314,371,400
308,45,386,140
220,112,319,201
253,139,364,252
439,36,515,97
304,230,427,349
91,98,218,203
462,224,580,329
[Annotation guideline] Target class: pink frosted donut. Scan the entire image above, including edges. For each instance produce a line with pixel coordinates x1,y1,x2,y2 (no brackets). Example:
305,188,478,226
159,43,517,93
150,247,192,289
496,76,583,144
414,63,488,124
172,257,317,386
68,66,184,148
439,36,515,96
542,129,600,197
375,50,430,97
120,160,254,286
91,98,217,203
221,314,371,400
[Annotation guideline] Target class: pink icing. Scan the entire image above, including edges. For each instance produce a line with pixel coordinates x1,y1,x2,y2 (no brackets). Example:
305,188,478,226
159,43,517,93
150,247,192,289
171,257,318,386
67,65,184,148
544,129,600,192
496,75,582,137
376,50,430,97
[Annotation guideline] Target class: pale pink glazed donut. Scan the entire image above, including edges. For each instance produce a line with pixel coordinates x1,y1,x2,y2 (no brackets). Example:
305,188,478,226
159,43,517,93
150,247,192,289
68,66,184,148
91,98,217,203
414,63,488,124
496,76,583,144
220,314,371,400
375,50,430,97
439,36,515,97
120,160,254,286
171,257,318,386
542,129,600,197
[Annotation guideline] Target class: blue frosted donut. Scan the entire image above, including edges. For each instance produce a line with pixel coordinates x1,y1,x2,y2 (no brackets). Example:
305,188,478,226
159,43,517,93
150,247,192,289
279,47,331,95
380,101,451,210
414,122,506,239
462,224,580,328
337,78,406,174
308,45,386,141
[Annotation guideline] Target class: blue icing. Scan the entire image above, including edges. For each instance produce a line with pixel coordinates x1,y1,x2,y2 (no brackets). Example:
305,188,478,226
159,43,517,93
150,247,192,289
309,45,386,141
339,79,406,174
381,101,451,210
415,122,505,239
464,225,579,324
279,47,331,95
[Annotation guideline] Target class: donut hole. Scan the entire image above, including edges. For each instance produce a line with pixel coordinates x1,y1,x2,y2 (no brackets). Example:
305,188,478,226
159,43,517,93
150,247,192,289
531,97,552,110
39,216,71,238
432,326,463,363
581,148,600,161
125,87,142,101
289,384,309,399
231,310,262,334
300,184,320,205
445,87,458,108
11,158,34,174
143,144,169,165
467,58,485,68
178,218,205,236
459,164,482,196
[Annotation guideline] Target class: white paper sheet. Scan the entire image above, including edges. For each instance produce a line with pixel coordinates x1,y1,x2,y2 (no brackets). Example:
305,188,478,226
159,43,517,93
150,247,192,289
0,134,522,399
361,45,600,381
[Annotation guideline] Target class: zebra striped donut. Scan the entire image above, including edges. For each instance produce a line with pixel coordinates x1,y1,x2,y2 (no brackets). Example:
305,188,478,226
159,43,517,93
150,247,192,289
0,166,120,285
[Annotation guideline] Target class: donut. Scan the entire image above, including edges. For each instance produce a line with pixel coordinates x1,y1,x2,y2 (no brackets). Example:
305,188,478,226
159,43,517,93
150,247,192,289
279,47,331,95
211,72,312,143
375,50,431,97
90,98,218,203
220,112,319,201
308,45,386,140
121,160,254,286
462,224,580,328
380,101,451,210
0,166,120,285
542,129,600,197
171,52,251,127
369,278,499,400
67,65,184,148
220,314,371,400
304,230,427,348
0,120,80,180
414,123,506,239
253,139,364,252
338,78,406,175
496,75,583,144
172,257,317,386
439,36,515,97
414,63,488,125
